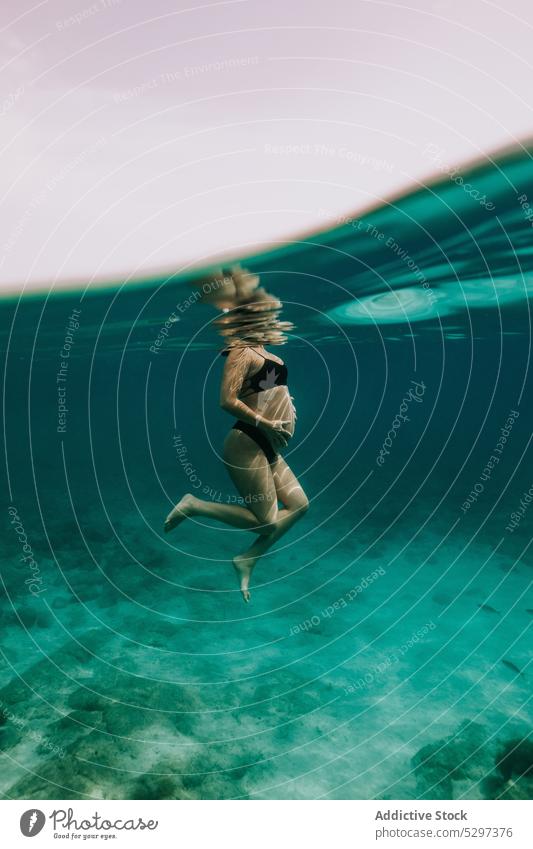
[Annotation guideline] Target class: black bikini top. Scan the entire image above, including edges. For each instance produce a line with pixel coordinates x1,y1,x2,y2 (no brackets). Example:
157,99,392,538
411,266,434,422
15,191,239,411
221,347,288,396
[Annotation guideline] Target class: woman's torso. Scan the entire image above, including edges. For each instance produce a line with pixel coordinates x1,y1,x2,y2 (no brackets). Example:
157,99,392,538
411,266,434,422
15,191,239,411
239,347,296,439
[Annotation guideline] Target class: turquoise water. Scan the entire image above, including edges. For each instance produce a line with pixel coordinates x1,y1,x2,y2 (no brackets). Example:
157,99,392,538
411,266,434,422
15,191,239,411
1,148,532,800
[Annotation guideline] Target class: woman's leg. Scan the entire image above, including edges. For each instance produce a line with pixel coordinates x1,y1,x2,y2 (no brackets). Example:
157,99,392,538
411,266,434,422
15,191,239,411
164,431,278,535
164,431,307,602
223,430,280,600
233,456,309,575
164,493,272,533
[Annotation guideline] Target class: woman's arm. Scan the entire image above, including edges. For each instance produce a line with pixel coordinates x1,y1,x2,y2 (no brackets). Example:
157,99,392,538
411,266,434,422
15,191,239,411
220,348,291,448
219,348,269,427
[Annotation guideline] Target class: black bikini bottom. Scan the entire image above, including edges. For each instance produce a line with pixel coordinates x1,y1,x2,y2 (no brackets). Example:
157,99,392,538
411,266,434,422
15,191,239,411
232,420,277,464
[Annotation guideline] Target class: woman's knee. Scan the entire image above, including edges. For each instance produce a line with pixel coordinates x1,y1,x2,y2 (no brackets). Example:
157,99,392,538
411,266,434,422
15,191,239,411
294,493,310,516
253,504,278,534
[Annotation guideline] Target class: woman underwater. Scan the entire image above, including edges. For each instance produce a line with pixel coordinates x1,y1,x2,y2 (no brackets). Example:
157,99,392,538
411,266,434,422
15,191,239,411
164,267,309,601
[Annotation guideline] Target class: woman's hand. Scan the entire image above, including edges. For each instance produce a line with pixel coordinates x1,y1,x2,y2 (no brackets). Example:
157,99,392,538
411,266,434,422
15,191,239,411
258,418,292,450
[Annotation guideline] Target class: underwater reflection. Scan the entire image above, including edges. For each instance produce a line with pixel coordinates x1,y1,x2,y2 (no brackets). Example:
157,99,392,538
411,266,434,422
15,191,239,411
191,265,293,348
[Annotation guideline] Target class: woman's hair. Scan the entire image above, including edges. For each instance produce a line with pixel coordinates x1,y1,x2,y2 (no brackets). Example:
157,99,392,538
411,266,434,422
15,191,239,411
213,276,293,349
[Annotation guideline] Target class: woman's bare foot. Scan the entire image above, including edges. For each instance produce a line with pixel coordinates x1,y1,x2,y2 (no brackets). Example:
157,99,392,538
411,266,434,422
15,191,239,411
232,553,256,602
164,494,196,533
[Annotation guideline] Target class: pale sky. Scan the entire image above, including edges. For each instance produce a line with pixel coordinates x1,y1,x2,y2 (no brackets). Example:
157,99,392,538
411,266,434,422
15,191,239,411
1,0,533,293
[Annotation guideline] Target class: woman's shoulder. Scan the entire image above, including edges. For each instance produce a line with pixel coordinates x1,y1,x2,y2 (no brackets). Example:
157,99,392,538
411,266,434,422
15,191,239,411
220,345,255,361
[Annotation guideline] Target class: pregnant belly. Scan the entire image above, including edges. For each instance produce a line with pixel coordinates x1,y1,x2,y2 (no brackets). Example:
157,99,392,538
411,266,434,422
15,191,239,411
252,388,296,438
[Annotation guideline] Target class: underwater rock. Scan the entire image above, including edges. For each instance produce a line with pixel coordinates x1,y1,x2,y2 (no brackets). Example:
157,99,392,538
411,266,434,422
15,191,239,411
168,708,197,737
127,750,252,800
496,738,533,781
482,737,533,800
130,768,184,800
0,635,118,722
104,704,154,736
55,709,102,730
178,750,254,800
411,721,490,799
36,709,105,757
7,731,118,799
67,689,109,712
0,721,23,752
